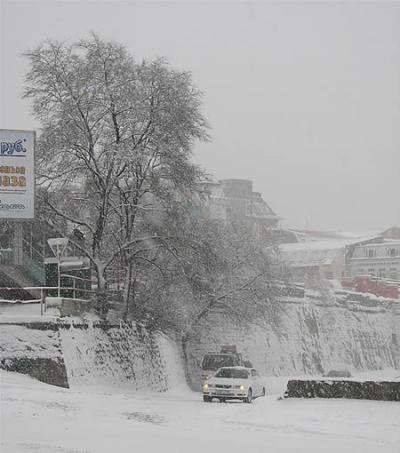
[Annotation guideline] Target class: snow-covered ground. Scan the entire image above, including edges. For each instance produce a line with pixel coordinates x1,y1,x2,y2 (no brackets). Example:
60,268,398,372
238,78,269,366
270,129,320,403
1,370,400,453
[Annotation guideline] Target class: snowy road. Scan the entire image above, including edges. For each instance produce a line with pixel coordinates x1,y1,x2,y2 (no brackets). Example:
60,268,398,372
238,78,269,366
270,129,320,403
1,371,400,453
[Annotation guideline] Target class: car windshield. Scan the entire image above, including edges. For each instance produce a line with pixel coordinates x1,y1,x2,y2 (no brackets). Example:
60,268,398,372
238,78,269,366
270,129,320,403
214,368,249,379
202,354,235,371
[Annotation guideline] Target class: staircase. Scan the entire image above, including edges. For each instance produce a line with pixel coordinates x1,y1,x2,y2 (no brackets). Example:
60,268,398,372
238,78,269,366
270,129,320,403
0,263,41,299
0,239,46,300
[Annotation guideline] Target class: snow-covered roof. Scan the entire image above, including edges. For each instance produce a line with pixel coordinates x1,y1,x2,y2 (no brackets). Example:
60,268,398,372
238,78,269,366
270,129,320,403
354,239,400,248
280,236,381,268
281,247,343,267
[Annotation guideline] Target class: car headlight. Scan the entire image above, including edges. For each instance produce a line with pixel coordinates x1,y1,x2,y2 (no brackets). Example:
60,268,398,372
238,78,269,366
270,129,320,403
234,384,246,390
202,383,209,390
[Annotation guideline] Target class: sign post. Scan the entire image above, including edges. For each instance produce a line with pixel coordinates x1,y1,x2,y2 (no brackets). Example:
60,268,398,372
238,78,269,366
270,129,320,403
48,237,69,297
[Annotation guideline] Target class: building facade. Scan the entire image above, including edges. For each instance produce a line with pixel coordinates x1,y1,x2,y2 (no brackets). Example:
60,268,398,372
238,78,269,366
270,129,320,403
201,179,281,226
346,240,400,280
279,237,382,286
199,179,283,243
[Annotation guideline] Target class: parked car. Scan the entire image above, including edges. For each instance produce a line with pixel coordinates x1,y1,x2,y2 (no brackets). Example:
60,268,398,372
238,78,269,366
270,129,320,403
202,366,265,403
323,369,352,378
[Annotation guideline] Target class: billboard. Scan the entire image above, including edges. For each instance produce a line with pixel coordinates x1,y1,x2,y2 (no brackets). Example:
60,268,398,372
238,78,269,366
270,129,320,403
0,129,35,219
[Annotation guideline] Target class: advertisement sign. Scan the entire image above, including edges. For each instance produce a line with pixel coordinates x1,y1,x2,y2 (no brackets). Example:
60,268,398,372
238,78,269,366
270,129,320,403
0,129,35,219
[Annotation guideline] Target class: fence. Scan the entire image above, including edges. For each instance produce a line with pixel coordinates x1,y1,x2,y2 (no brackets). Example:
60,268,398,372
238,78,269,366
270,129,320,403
0,272,95,316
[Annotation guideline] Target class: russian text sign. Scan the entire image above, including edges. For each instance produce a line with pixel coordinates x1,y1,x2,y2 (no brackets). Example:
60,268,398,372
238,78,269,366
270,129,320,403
0,129,35,219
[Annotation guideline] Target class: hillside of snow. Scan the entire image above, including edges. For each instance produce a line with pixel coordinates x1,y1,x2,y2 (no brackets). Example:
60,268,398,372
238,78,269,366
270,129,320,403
1,289,399,392
186,294,400,387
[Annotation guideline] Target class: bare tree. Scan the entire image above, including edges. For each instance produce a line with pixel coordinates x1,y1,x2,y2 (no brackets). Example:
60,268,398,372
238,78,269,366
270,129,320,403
24,34,208,312
123,203,281,335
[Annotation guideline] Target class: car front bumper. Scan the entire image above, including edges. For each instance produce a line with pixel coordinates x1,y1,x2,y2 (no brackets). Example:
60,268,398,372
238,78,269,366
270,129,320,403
203,389,247,399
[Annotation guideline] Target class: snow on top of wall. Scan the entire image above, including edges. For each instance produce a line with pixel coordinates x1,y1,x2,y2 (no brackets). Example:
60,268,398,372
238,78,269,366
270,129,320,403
0,325,62,360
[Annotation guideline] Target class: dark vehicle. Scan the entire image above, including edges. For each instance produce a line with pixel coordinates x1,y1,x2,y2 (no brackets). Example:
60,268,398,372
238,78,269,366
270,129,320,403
202,354,239,371
323,369,352,378
200,345,252,385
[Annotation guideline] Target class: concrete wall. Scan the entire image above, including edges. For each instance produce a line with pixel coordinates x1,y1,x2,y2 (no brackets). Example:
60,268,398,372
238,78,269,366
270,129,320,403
0,322,185,390
0,323,69,387
1,292,399,391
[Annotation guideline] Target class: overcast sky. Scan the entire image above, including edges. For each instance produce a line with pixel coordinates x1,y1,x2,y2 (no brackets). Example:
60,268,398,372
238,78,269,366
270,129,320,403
1,0,400,233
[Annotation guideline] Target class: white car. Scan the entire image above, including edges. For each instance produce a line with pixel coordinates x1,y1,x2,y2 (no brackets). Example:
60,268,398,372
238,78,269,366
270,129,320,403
202,366,265,403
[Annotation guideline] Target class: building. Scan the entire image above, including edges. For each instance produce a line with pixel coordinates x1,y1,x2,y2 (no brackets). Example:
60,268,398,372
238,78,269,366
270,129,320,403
279,236,381,285
381,226,400,240
201,179,281,225
199,178,287,244
0,220,90,300
346,240,400,280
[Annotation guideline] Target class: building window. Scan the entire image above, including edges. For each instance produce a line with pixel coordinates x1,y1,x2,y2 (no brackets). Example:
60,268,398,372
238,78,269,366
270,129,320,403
357,268,365,276
379,268,386,278
389,268,398,280
245,199,252,216
367,249,376,258
368,269,375,276
388,248,397,257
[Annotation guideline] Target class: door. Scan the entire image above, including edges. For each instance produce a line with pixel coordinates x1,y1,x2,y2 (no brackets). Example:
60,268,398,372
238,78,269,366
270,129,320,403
250,369,260,396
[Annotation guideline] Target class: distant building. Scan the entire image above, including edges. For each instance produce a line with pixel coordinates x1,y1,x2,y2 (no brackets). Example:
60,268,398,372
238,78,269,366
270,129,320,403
199,179,285,242
346,240,400,280
201,179,280,225
381,226,400,240
279,240,348,284
279,236,381,285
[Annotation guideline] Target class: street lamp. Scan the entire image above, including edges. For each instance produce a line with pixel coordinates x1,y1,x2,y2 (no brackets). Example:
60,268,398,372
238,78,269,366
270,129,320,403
47,237,69,297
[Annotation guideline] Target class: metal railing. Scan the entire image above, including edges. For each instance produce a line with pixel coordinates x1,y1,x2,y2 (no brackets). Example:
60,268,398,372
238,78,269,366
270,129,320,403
59,273,93,300
0,286,58,315
22,237,45,265
0,280,95,316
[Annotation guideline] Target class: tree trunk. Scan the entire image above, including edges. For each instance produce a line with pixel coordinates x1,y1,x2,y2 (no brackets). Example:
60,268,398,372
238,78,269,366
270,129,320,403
94,263,108,319
181,333,193,389
96,287,108,319
122,263,134,321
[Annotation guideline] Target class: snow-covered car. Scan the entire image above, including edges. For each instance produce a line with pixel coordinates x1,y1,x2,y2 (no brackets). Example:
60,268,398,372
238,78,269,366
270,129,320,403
202,366,265,403
323,369,352,378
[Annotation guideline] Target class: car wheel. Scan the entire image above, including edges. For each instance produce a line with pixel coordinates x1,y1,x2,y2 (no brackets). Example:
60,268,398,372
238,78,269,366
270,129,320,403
203,396,211,402
219,398,226,403
244,389,253,403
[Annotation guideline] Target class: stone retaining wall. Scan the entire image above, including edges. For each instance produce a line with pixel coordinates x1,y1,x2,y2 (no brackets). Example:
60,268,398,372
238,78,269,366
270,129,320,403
285,379,400,401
